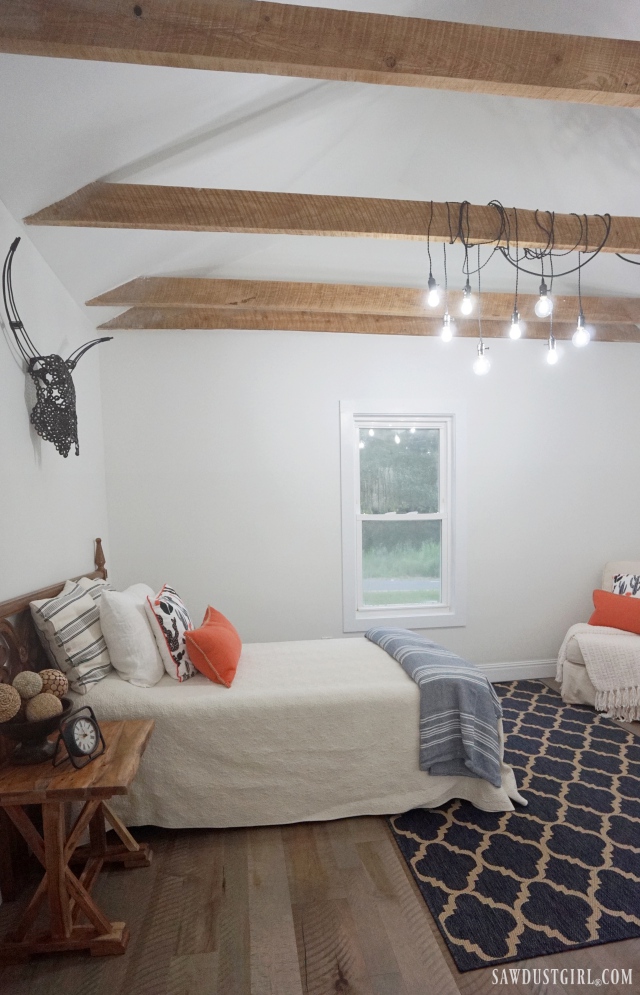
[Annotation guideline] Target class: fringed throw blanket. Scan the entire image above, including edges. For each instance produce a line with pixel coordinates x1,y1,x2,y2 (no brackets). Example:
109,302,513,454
557,622,640,722
365,628,503,788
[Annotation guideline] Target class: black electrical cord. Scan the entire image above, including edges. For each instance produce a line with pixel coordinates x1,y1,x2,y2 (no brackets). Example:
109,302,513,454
442,241,449,312
513,208,520,312
477,244,483,343
433,198,613,290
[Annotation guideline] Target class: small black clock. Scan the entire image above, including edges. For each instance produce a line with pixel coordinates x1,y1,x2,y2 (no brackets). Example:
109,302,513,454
53,705,106,769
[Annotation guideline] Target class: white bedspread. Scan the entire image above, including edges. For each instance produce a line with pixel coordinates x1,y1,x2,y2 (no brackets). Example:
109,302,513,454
73,637,525,827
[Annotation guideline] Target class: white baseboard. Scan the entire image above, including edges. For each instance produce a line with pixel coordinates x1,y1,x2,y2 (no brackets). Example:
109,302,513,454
479,659,557,683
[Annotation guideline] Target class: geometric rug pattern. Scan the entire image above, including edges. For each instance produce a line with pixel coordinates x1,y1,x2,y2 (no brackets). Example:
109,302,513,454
389,680,640,971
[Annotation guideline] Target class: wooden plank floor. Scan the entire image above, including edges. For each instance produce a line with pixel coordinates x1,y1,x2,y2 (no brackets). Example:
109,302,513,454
0,811,638,995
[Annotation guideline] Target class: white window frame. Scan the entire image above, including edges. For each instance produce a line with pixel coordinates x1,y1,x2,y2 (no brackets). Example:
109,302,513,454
340,399,466,632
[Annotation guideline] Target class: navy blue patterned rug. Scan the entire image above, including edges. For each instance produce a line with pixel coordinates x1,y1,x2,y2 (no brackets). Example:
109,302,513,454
388,679,640,972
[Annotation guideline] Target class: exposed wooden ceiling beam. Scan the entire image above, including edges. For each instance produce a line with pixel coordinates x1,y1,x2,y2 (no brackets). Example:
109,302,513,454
97,307,640,342
26,183,637,253
1,1,639,106
87,277,640,324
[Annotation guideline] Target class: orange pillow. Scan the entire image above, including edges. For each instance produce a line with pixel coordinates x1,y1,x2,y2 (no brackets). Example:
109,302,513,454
589,589,640,636
185,607,242,687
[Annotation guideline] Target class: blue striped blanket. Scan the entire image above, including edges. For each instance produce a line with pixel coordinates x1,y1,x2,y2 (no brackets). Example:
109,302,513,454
365,628,503,788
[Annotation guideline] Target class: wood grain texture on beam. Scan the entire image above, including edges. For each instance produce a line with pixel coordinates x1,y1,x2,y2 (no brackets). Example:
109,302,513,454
27,183,637,253
1,0,640,106
97,307,640,342
87,276,640,324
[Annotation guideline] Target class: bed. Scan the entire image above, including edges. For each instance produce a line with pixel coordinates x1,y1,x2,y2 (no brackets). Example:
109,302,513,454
0,542,524,846
69,639,524,829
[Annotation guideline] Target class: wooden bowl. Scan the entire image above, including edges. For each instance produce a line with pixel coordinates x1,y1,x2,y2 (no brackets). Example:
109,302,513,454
0,696,73,764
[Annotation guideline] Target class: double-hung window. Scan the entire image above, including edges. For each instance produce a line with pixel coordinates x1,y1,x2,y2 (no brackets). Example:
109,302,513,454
340,401,465,632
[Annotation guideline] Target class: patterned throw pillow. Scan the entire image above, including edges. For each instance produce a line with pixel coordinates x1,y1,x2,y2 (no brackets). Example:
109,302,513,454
30,577,113,693
144,585,196,681
612,573,640,597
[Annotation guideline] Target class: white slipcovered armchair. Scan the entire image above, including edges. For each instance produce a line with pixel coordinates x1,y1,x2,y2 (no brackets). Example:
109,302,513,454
557,560,640,722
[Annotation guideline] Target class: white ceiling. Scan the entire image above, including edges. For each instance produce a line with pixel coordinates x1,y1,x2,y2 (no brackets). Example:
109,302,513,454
1,0,640,329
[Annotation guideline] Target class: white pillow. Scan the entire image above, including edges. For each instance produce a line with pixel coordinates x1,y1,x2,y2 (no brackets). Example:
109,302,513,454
100,585,165,688
30,578,112,693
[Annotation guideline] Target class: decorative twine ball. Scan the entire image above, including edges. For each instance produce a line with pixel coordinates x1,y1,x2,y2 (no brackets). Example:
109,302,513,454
40,669,69,699
12,670,43,701
0,684,22,724
26,692,63,723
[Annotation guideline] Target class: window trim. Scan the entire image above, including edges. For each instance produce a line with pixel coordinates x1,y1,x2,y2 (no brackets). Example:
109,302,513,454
340,399,466,632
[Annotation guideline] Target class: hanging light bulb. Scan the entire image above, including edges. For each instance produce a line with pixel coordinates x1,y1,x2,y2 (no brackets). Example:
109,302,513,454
546,336,559,365
572,251,590,347
509,308,523,340
572,312,590,347
368,428,375,436
441,313,454,342
427,274,440,307
473,341,490,375
394,433,401,444
359,440,365,449
460,280,473,315
534,279,553,318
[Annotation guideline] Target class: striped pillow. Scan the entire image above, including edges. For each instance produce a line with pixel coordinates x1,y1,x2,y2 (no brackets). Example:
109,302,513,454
30,578,113,693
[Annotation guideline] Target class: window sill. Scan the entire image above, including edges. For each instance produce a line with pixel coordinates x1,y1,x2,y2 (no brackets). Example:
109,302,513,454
343,607,466,633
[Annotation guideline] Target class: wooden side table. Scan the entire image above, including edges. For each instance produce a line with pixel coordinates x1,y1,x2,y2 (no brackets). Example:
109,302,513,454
0,719,154,962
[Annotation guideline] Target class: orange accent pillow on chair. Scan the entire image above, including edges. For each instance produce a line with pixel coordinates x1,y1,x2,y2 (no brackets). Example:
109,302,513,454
185,607,242,687
589,589,640,636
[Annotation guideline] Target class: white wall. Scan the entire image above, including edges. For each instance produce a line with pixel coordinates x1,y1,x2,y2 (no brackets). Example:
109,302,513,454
100,327,640,665
0,199,109,599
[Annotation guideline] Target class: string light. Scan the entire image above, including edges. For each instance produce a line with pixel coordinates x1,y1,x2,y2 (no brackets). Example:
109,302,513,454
509,212,524,339
473,341,490,375
573,313,590,347
572,250,590,347
546,310,559,365
509,309,523,339
440,243,454,340
460,279,473,315
535,278,553,317
427,274,440,307
426,201,440,307
413,200,628,372
473,245,490,375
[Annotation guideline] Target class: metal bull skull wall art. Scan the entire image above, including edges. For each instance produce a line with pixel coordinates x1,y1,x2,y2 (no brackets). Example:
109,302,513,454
2,238,112,457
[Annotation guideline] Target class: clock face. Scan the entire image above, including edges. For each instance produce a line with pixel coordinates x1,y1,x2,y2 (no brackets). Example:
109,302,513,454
71,717,98,756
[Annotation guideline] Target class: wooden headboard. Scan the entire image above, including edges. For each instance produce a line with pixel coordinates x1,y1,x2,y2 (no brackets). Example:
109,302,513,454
0,538,107,687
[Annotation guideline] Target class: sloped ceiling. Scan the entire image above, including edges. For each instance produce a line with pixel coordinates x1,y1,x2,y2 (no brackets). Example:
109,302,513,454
1,0,639,330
